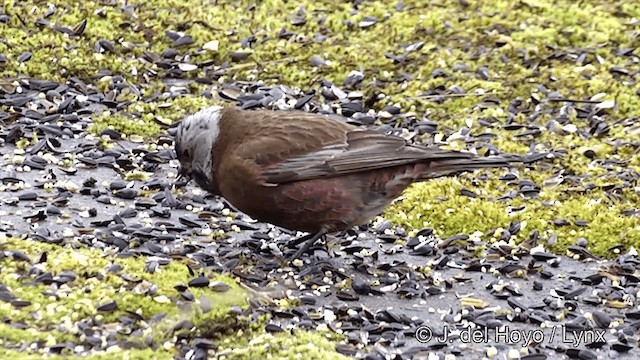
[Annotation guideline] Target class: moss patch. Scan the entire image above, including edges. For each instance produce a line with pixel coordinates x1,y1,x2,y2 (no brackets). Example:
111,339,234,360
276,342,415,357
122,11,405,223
1,0,638,255
213,330,349,360
0,233,349,358
386,174,640,257
0,234,325,358
3,1,636,137
0,348,173,360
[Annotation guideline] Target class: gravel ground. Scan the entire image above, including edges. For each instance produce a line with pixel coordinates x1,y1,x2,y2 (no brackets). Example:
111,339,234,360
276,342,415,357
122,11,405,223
1,93,639,359
1,1,640,359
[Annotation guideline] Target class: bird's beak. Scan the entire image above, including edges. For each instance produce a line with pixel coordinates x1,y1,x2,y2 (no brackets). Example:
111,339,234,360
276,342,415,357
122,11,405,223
173,166,191,188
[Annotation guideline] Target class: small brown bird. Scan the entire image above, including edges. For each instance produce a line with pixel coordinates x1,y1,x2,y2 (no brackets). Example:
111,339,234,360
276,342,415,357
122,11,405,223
174,106,515,259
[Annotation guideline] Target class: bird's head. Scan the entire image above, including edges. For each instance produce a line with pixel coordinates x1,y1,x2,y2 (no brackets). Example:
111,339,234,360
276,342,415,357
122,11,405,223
174,106,222,190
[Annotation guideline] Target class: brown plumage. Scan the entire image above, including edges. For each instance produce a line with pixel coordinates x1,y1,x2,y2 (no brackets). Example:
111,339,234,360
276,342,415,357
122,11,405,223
174,106,516,259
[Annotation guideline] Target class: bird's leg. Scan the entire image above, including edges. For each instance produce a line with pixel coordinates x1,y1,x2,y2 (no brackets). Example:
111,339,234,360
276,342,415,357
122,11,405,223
288,230,327,260
287,232,316,248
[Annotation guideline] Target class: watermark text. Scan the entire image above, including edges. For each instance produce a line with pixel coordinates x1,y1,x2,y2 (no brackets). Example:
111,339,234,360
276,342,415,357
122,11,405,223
415,325,606,347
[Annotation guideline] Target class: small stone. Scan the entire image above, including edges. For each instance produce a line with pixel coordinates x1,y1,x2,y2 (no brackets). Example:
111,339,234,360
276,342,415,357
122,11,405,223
154,295,171,303
203,40,219,52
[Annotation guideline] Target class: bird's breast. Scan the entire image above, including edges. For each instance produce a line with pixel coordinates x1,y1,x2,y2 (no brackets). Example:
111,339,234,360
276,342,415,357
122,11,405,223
217,164,424,233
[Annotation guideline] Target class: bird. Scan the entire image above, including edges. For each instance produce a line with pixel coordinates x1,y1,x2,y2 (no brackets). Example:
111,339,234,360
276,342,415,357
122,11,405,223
174,106,518,260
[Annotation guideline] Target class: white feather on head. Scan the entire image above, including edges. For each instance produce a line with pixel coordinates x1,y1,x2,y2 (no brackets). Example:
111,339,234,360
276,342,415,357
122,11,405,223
174,106,222,189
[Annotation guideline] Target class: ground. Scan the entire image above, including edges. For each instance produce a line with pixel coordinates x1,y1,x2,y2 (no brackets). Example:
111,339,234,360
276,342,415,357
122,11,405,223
0,0,639,359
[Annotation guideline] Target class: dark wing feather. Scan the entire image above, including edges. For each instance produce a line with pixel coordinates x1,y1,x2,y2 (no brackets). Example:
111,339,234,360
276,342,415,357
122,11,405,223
262,129,483,183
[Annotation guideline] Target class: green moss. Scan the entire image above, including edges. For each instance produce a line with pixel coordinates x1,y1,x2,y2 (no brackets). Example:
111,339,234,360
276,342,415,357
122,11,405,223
2,0,638,137
0,235,247,356
192,307,265,343
214,329,348,360
0,322,71,344
91,348,174,360
386,174,640,258
0,0,636,254
89,113,162,138
124,170,151,181
386,176,512,237
0,348,173,360
87,96,220,137
0,235,347,358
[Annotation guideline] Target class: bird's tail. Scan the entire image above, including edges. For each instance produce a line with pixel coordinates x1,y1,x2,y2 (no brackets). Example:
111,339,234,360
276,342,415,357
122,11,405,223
417,153,529,180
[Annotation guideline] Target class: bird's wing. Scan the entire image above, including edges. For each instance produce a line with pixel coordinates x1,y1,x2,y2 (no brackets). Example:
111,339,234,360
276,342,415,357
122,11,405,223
225,108,510,185
260,129,482,184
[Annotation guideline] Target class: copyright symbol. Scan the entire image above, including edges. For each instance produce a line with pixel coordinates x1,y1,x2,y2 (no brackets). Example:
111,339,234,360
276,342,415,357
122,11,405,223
415,326,433,343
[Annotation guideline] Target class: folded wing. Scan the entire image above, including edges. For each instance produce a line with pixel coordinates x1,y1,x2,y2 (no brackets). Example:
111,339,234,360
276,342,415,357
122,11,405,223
261,129,509,184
